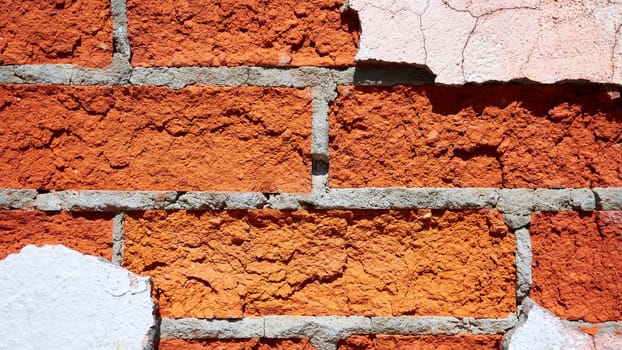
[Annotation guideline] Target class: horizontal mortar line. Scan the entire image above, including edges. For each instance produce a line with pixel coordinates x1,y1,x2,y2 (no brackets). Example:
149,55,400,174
159,315,517,339
562,319,622,331
1,188,620,212
0,64,437,87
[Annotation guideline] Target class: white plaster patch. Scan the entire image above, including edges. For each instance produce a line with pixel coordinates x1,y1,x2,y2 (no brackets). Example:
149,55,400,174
348,0,622,84
508,303,594,350
0,245,156,350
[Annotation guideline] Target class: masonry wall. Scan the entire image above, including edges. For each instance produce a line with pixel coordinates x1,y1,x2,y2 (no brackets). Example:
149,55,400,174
1,0,621,349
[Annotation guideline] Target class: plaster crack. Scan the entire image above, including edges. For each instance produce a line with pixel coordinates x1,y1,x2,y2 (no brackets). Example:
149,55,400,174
612,23,622,80
419,0,430,64
460,17,479,82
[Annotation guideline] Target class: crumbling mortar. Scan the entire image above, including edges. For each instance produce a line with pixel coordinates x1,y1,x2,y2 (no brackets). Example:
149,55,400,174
112,212,125,266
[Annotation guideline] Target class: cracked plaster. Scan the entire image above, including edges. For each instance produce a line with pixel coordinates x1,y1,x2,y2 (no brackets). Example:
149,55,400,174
348,0,622,84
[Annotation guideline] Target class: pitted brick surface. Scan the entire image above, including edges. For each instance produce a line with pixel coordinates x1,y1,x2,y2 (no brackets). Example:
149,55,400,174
124,209,515,318
160,338,316,350
531,211,622,322
338,334,502,350
0,0,112,67
330,85,622,188
127,0,359,67
0,210,113,260
0,85,311,192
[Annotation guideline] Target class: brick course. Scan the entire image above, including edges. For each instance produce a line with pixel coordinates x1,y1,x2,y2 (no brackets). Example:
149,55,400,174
0,210,113,259
0,0,112,67
127,0,359,67
330,85,622,188
531,211,622,322
0,85,311,192
124,209,515,318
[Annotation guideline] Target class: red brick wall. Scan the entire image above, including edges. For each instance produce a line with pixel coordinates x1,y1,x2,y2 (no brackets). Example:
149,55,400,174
1,0,621,348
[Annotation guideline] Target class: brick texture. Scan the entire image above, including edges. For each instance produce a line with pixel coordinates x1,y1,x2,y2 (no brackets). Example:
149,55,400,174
0,210,113,260
159,338,316,350
123,209,515,318
329,85,622,188
338,335,503,350
0,0,112,67
127,0,359,67
531,211,622,322
0,85,311,192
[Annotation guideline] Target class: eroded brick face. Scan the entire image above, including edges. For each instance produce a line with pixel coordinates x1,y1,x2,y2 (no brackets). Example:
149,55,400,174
0,0,112,67
531,211,622,322
123,209,515,318
338,335,503,350
0,85,311,192
127,0,359,67
329,85,622,188
0,210,113,260
159,338,316,350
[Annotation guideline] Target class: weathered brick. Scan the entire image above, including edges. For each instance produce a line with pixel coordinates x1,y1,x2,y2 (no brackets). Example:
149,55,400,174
338,335,502,350
159,338,316,350
531,211,622,322
127,0,359,66
330,85,622,188
0,85,311,192
0,0,112,67
124,209,515,318
0,210,113,260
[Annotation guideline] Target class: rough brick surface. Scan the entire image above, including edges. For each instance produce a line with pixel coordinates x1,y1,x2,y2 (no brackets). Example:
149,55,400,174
0,0,112,67
0,210,113,260
531,211,622,322
0,85,311,192
124,209,515,318
160,338,316,350
337,334,502,350
127,0,359,67
330,85,622,188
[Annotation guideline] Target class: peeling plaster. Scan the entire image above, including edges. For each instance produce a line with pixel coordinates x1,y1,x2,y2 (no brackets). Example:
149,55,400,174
0,245,156,350
348,0,622,84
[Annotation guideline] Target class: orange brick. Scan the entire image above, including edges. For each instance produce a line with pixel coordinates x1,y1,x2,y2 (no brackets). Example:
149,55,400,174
0,85,311,192
0,210,113,260
531,211,622,322
127,0,359,66
338,335,502,350
330,85,622,188
124,209,515,318
160,338,316,350
0,0,112,67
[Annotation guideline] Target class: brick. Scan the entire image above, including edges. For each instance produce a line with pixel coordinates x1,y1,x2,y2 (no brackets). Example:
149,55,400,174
159,338,316,350
123,209,515,318
0,0,112,67
127,0,359,67
0,210,113,260
531,211,622,322
0,85,311,192
338,335,502,350
329,85,622,188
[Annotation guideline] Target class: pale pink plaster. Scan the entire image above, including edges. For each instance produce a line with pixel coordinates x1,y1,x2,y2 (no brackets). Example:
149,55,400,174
594,333,622,350
348,0,622,84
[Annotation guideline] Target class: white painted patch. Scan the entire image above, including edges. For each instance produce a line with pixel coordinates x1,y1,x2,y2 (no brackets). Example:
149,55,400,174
0,245,156,350
349,0,622,84
508,303,594,350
